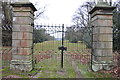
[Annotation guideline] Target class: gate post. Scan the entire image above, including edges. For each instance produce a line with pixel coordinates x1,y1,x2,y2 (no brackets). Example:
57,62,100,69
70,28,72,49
89,1,115,71
10,2,36,72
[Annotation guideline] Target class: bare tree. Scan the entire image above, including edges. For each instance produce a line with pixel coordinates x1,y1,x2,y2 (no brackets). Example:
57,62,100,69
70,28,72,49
34,4,47,19
2,2,12,26
1,2,12,46
33,1,47,24
70,1,96,48
72,0,113,28
72,1,95,28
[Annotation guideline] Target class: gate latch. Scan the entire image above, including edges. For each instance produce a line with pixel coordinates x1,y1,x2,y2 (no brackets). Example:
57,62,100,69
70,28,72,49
58,46,67,51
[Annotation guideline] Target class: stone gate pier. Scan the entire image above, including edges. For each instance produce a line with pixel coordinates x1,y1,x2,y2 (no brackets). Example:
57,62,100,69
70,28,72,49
10,2,36,72
89,1,116,71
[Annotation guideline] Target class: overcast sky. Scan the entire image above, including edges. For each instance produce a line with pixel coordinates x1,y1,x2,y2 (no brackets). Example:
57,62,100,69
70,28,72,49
29,0,90,25
29,0,117,38
29,0,117,25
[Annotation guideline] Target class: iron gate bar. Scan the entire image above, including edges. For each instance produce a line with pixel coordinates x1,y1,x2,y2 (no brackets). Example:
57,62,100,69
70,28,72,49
91,26,94,71
61,24,64,68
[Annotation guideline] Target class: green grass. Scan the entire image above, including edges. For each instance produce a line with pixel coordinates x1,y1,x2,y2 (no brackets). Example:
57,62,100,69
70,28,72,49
35,54,76,78
76,61,114,78
34,40,89,54
2,67,29,78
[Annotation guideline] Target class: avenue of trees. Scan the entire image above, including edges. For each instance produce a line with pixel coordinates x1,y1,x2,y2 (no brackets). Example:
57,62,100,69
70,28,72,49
65,1,95,48
33,28,54,43
33,0,120,51
2,0,120,51
65,0,120,50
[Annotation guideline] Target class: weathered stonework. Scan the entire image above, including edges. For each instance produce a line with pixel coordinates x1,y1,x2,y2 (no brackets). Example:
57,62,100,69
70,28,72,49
10,2,36,72
89,3,115,71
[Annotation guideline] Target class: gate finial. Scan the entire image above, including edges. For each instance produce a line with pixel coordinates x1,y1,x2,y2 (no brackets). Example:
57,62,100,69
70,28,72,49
12,0,30,3
97,0,108,3
98,0,104,3
96,0,109,6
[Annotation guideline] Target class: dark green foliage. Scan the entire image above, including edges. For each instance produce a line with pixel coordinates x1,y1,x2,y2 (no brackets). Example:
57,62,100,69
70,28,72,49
65,26,92,48
2,30,12,46
70,38,78,43
65,27,83,43
113,8,120,52
82,28,92,48
2,2,12,47
33,29,54,43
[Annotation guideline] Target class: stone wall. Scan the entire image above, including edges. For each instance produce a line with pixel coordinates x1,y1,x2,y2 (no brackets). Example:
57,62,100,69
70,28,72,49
10,3,36,72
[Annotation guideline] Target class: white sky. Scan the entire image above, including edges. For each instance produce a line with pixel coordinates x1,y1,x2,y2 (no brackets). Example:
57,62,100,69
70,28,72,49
29,0,91,25
29,0,117,38
30,0,117,25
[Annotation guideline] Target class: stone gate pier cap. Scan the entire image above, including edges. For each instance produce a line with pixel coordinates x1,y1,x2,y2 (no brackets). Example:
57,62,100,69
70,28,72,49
1,0,30,3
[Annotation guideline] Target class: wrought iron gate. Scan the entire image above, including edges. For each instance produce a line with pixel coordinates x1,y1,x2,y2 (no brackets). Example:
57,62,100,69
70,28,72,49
33,24,92,68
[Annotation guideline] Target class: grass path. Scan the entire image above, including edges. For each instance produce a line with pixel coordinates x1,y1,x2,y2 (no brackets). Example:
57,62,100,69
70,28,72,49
66,54,83,78
33,54,77,78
